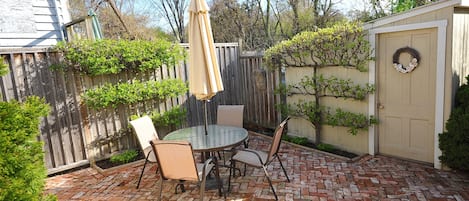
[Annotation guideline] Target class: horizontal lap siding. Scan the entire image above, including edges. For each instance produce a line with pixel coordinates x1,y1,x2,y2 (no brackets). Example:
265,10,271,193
453,10,469,85
0,0,65,48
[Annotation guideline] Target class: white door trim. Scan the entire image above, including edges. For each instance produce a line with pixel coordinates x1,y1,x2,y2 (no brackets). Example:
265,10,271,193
367,20,447,169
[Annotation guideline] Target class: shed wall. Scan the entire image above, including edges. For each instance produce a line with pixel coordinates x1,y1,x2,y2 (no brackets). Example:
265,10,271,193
285,67,370,154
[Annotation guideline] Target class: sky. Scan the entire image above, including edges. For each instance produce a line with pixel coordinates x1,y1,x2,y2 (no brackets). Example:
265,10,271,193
131,0,369,30
336,0,367,15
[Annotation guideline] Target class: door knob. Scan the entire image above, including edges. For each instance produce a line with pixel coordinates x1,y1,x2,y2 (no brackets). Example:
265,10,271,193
377,103,384,109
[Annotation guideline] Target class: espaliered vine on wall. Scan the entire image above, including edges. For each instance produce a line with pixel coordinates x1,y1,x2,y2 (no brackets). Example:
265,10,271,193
82,79,188,109
265,23,371,72
53,39,185,75
265,22,377,143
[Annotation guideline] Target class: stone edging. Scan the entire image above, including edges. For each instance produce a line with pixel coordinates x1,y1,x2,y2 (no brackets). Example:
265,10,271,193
248,131,368,163
92,159,145,175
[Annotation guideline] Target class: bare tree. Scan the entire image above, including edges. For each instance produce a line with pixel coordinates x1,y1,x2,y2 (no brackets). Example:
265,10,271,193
67,0,170,40
149,0,189,43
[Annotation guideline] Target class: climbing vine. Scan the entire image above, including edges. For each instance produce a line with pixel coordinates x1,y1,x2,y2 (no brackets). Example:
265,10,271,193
265,23,371,72
265,22,376,142
82,79,188,110
0,56,8,77
52,39,185,76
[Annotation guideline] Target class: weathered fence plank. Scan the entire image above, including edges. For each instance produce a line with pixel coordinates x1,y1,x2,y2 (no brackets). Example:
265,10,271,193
0,44,281,174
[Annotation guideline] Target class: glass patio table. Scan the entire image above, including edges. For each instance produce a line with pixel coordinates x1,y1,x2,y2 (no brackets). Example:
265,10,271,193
163,125,248,152
163,125,248,192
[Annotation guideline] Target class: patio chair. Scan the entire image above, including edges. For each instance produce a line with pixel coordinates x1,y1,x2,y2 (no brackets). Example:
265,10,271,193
216,105,246,165
217,105,244,128
150,140,224,200
228,116,291,200
129,115,159,189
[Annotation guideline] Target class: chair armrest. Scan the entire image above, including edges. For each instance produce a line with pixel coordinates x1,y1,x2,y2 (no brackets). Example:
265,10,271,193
236,149,265,165
201,156,217,177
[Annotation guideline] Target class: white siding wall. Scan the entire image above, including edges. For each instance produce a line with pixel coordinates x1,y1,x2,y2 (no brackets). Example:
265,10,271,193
452,9,469,85
0,0,70,48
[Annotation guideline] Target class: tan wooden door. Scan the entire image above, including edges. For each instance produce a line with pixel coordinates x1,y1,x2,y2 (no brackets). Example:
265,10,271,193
377,28,437,163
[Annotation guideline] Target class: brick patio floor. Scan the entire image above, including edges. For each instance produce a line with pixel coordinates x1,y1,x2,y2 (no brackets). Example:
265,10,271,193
45,132,469,201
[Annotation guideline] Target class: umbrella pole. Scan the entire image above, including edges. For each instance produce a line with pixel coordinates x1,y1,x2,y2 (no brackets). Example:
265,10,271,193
204,100,208,135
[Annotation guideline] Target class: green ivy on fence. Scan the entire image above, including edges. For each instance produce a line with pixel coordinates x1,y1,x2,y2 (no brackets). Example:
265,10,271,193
52,39,185,76
130,106,187,128
82,79,188,109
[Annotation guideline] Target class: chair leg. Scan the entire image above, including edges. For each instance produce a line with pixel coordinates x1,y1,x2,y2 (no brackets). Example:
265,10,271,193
137,152,152,189
213,159,225,198
200,174,206,201
228,160,235,193
158,178,164,201
276,155,290,182
243,163,247,176
262,165,278,201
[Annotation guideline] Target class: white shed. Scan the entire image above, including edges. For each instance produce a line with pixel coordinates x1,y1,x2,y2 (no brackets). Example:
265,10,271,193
0,0,70,48
366,0,469,169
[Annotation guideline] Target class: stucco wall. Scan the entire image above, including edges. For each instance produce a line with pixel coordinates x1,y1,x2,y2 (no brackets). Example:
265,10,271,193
285,66,370,154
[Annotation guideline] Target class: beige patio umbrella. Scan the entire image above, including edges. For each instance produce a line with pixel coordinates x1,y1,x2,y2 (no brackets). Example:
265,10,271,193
188,0,223,134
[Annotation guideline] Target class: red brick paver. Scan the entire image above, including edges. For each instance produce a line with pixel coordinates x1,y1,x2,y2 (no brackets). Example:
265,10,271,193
45,133,469,201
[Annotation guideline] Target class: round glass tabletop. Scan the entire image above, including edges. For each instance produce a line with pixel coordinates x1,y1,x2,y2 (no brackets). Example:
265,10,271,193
163,125,248,152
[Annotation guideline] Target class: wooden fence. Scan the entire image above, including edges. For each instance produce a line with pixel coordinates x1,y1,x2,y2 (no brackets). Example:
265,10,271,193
0,43,281,174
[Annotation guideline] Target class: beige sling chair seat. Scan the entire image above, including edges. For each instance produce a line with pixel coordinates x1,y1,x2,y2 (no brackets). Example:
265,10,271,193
129,115,159,189
150,140,224,200
228,116,291,201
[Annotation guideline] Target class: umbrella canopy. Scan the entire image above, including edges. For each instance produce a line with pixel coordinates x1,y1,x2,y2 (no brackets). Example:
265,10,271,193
188,0,223,101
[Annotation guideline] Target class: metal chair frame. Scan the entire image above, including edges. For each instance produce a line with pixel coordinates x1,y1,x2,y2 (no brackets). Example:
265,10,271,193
228,116,291,200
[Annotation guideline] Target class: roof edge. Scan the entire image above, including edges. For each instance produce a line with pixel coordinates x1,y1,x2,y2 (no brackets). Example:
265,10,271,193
364,0,462,30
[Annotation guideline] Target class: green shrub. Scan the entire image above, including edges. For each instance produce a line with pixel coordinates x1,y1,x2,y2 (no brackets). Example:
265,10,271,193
52,39,185,76
317,143,335,152
110,150,139,164
282,135,309,146
0,96,51,201
439,76,469,171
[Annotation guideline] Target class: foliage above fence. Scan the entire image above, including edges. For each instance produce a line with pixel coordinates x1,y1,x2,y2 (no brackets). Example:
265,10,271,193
264,22,371,72
82,79,188,109
52,39,186,76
